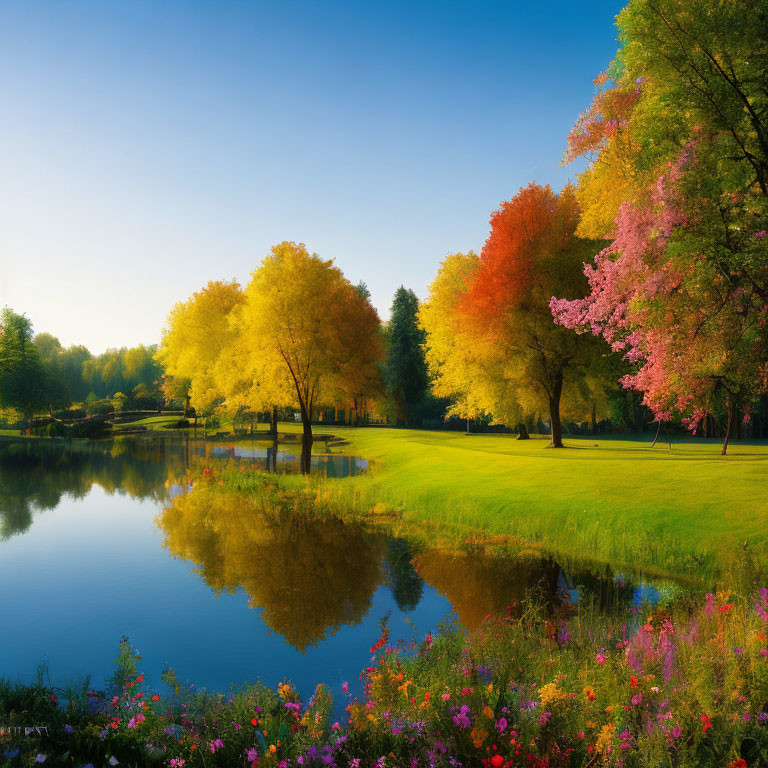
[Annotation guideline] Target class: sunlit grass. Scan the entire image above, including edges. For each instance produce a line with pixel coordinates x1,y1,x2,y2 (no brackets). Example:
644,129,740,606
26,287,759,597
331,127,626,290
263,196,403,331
272,424,768,579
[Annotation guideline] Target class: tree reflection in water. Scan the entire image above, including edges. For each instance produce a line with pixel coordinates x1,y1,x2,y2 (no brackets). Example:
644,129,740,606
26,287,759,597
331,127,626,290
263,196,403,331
158,489,385,650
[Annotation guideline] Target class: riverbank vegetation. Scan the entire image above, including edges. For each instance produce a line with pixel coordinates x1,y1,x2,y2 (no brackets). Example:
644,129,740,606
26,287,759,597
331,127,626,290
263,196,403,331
4,585,768,767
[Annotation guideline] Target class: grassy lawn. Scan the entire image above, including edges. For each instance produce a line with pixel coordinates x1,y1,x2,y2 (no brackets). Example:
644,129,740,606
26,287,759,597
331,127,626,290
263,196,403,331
275,424,768,579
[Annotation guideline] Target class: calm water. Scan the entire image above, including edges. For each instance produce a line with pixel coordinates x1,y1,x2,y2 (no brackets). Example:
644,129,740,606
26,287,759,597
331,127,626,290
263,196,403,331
0,437,675,699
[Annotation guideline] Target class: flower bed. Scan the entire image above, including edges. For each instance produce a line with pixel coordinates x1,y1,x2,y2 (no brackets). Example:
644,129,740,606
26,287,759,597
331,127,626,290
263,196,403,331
3,590,768,767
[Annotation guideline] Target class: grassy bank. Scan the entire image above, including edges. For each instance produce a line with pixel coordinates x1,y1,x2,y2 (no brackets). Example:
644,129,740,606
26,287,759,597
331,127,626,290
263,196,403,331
268,425,768,579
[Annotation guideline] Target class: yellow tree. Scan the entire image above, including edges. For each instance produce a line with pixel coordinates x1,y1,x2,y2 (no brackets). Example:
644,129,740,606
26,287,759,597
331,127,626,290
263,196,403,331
156,280,244,416
240,242,382,472
419,252,528,434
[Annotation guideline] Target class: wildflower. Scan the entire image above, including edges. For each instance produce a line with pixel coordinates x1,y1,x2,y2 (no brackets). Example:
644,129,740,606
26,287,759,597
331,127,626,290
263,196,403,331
631,694,643,706
672,726,681,739
35,755,47,763
65,724,74,733
729,761,748,768
720,604,734,613
234,722,241,731
269,744,277,753
701,714,712,734
491,756,504,767
210,738,224,754
251,718,260,727
584,686,597,702
539,712,552,725
108,759,119,766
170,761,186,767
595,653,606,666
342,681,349,693
246,748,259,761
441,693,450,701
629,675,638,688
3,751,20,759
496,717,508,733
151,694,160,701
452,705,472,728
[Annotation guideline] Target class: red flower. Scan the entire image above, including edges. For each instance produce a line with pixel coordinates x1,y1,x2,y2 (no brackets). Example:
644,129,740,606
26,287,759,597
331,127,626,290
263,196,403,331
629,675,638,688
701,714,712,734
728,760,748,768
720,604,734,613
491,756,504,768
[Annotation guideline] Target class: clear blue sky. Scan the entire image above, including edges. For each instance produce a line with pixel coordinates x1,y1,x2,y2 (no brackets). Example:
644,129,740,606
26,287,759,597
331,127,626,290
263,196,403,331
0,0,623,353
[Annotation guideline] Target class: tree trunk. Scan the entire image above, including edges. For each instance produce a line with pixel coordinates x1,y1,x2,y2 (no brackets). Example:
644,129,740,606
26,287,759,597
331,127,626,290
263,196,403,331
466,418,471,434
517,423,530,440
268,405,278,436
651,419,662,448
722,399,733,456
548,376,564,448
300,405,313,475
591,402,597,435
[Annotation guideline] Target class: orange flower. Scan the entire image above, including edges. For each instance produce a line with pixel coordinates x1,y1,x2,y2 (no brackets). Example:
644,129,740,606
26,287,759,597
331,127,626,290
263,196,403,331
583,686,596,702
728,760,747,768
629,676,638,688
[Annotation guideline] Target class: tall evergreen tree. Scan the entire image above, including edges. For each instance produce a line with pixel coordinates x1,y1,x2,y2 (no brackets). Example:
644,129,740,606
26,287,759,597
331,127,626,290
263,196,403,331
385,287,429,426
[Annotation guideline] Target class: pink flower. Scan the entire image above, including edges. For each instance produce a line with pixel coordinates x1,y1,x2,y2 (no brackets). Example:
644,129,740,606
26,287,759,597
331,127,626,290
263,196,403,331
596,653,606,666
210,738,224,754
342,681,349,694
246,748,258,761
441,693,450,701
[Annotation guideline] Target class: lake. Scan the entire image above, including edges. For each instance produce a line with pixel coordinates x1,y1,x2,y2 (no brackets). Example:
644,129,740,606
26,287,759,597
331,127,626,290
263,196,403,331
0,436,677,701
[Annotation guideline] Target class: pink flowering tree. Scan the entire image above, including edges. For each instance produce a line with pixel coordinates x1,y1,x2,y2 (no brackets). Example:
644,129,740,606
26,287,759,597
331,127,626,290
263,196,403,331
552,153,768,454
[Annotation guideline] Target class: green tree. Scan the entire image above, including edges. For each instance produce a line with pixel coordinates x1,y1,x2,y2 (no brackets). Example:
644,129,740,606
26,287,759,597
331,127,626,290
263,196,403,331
384,287,429,426
0,309,48,426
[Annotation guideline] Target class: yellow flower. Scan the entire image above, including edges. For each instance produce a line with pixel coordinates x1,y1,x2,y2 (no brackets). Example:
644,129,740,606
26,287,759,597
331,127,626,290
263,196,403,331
539,683,567,707
471,727,489,748
596,723,615,754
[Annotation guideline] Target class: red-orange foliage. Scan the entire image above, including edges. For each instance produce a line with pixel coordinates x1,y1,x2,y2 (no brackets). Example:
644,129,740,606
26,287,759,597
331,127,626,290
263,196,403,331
462,183,580,329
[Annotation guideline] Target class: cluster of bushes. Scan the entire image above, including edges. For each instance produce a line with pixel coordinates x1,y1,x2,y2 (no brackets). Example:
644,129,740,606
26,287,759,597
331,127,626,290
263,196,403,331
3,588,768,767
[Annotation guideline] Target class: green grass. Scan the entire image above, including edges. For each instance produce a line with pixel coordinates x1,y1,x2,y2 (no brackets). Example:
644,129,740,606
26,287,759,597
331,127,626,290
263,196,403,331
271,424,768,579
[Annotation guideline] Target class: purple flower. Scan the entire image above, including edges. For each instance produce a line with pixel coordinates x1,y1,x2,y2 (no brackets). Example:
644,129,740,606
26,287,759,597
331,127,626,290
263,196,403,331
64,724,74,734
246,748,259,761
631,694,643,706
539,711,552,725
496,717,508,733
452,705,472,729
672,726,681,739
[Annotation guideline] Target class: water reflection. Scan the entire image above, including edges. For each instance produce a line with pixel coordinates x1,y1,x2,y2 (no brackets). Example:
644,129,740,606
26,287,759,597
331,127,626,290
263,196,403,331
159,490,385,650
0,436,367,539
0,439,171,538
1,436,683,667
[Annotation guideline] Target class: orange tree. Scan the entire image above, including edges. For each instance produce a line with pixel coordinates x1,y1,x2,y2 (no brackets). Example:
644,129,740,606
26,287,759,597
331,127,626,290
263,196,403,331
460,184,607,447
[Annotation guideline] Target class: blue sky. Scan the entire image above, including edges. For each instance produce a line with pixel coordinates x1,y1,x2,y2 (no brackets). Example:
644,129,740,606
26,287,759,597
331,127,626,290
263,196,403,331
0,0,623,353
